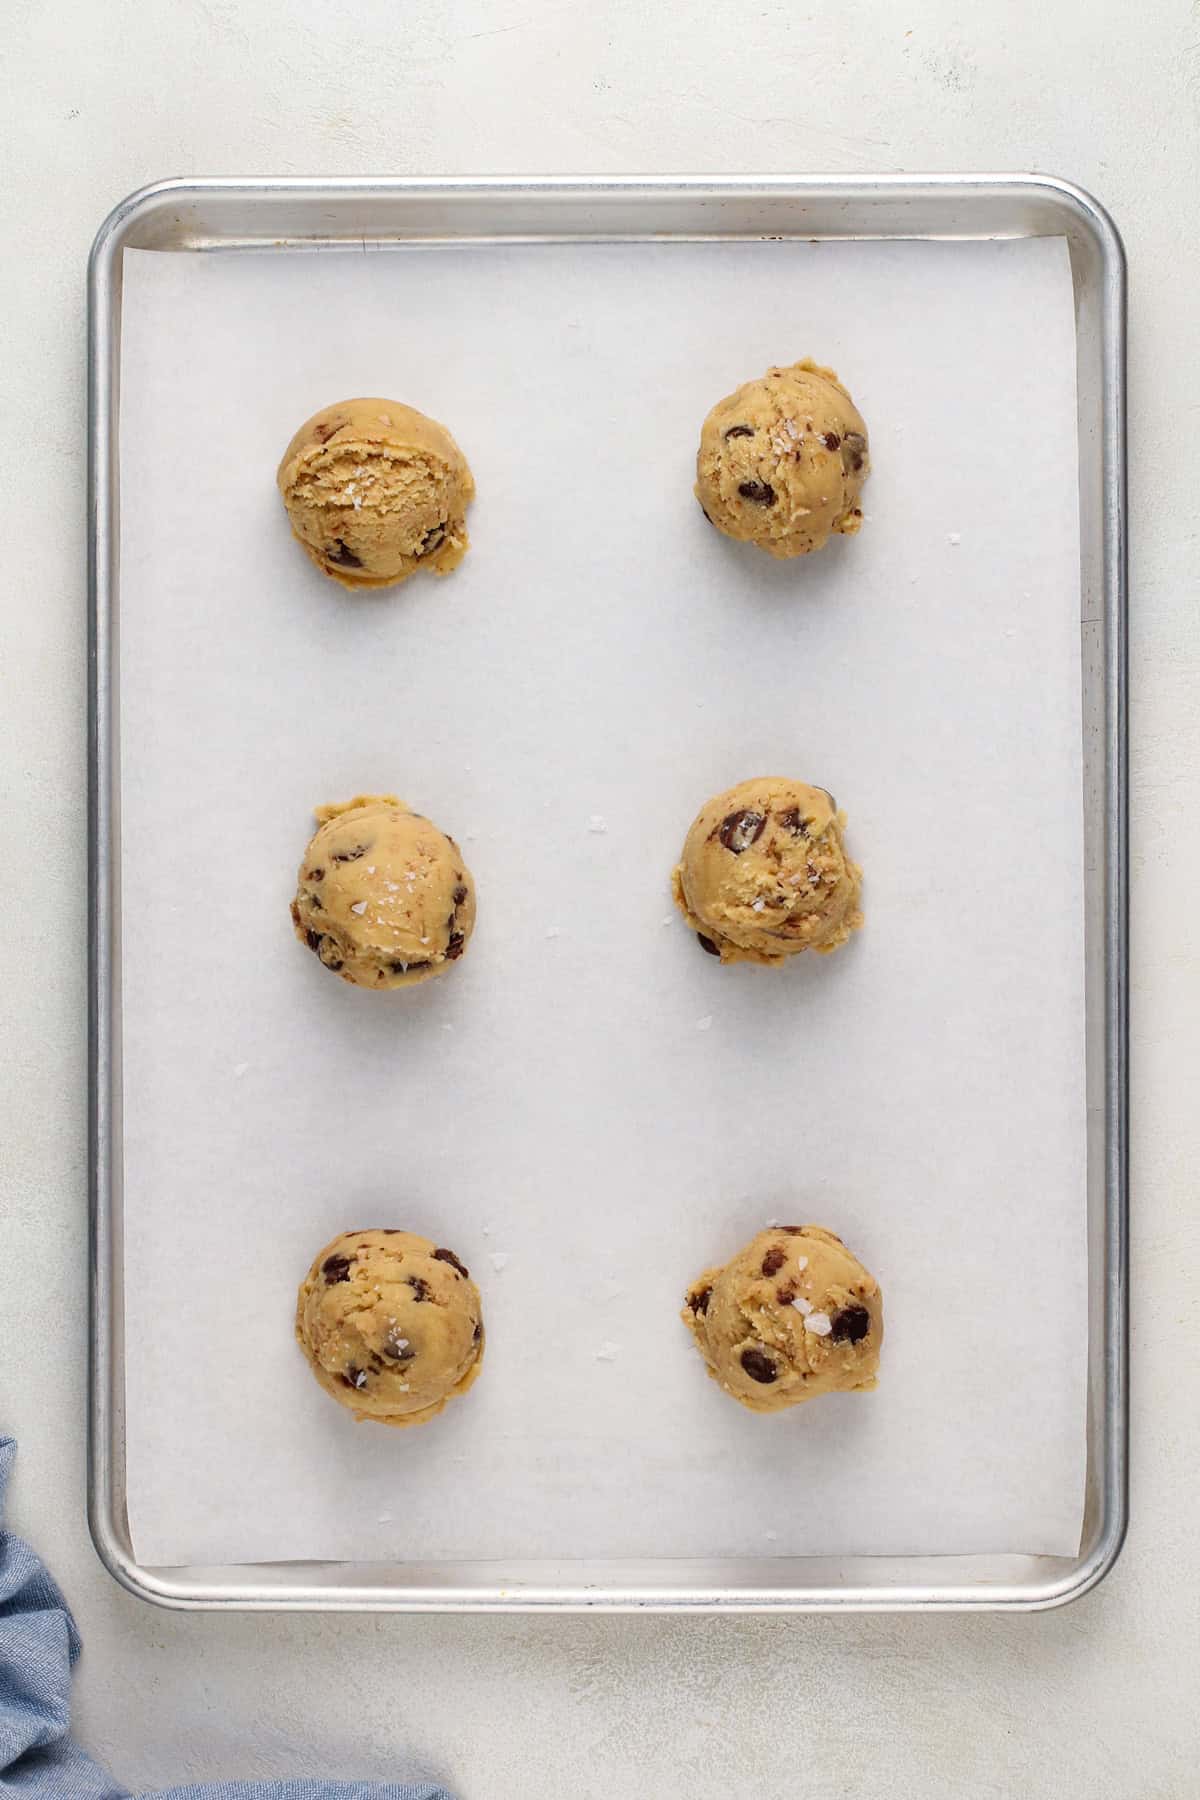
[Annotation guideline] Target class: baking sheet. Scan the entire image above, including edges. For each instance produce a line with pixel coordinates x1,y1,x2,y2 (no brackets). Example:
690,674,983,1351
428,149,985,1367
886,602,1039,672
117,235,1086,1567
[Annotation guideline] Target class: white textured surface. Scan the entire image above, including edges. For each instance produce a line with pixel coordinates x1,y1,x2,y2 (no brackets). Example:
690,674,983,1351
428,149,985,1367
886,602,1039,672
118,237,1083,1569
0,2,1196,1795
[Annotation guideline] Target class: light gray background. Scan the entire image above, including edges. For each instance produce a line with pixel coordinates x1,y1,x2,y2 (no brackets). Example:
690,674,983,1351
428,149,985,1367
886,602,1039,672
0,3,1194,1796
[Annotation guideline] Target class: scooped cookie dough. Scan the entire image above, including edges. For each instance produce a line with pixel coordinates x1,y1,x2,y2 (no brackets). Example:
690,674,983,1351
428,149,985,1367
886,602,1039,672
277,397,475,589
672,776,862,965
291,795,476,989
297,1229,484,1428
695,359,869,557
683,1225,882,1413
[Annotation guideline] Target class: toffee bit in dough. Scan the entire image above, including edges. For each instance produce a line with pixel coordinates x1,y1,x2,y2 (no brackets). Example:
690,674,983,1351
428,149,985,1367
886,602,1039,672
276,397,475,590
682,1225,882,1413
296,1228,484,1427
695,358,869,558
672,777,862,967
291,795,476,990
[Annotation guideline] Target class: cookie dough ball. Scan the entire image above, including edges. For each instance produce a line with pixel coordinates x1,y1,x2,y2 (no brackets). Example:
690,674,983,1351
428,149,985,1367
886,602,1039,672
695,359,869,557
683,1225,882,1413
291,795,476,989
277,397,475,589
297,1229,484,1427
672,777,862,966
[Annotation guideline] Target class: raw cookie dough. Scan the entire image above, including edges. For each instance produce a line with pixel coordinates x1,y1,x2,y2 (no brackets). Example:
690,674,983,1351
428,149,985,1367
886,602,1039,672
296,1228,484,1427
695,359,869,557
291,795,476,989
683,1225,882,1413
672,776,862,965
277,397,475,589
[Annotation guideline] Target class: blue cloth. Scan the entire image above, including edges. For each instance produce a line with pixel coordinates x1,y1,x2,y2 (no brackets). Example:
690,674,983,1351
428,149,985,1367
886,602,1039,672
0,1439,453,1800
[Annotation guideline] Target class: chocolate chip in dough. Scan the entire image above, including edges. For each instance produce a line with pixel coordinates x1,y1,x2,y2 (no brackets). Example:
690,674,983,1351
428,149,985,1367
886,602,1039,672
737,480,776,505
761,1246,787,1277
321,1255,352,1284
717,810,766,854
689,1284,713,1316
326,540,363,569
723,424,755,440
433,1247,469,1278
740,1346,778,1384
697,933,722,958
830,1304,871,1344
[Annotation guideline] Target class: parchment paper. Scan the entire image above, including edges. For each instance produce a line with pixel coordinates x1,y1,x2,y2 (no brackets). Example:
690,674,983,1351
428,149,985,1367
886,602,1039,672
117,235,1086,1567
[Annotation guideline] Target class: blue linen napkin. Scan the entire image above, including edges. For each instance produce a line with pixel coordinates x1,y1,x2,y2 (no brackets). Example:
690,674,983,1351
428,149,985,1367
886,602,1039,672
0,1438,454,1800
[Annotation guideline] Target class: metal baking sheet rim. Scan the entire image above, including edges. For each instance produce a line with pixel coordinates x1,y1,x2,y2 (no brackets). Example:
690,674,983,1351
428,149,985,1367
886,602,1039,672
87,173,1127,1614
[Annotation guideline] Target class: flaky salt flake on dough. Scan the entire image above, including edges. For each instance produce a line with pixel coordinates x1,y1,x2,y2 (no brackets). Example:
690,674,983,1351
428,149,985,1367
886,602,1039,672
804,1311,833,1336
